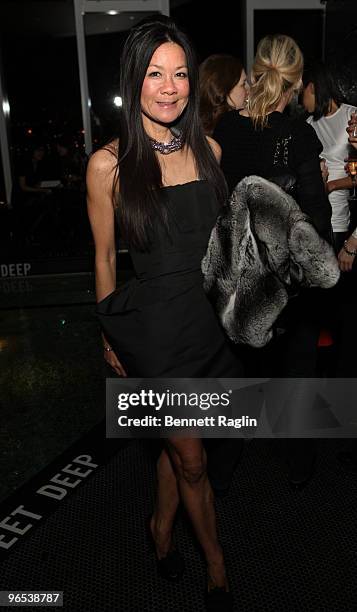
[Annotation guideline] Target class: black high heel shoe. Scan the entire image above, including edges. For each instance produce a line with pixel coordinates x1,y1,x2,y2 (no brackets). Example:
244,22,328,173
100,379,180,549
206,561,233,612
206,585,233,611
146,515,185,582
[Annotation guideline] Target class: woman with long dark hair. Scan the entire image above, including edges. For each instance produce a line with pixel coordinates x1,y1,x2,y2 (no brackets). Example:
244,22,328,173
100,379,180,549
87,15,241,610
302,61,357,253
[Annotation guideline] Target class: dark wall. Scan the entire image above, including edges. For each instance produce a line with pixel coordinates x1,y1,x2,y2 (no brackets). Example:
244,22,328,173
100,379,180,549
325,0,357,105
172,0,245,63
254,10,324,65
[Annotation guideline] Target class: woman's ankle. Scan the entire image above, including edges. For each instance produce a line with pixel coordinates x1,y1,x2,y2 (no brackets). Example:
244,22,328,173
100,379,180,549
207,566,229,591
150,514,173,558
207,551,228,589
206,545,224,567
207,566,229,590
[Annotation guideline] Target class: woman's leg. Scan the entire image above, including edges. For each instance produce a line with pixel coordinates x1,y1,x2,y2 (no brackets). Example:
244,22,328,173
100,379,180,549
151,447,180,558
166,436,228,588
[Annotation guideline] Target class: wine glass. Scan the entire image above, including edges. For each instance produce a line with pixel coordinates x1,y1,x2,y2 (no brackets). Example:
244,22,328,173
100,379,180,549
347,159,357,201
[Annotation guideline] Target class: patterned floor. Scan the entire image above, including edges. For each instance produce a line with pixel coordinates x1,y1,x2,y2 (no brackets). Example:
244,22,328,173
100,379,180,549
0,438,356,612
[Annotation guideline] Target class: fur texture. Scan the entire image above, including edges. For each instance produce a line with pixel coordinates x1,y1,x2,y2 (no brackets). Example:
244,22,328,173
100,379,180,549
202,175,340,348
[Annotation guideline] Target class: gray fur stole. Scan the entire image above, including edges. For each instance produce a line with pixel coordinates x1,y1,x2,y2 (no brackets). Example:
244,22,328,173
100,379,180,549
202,175,340,348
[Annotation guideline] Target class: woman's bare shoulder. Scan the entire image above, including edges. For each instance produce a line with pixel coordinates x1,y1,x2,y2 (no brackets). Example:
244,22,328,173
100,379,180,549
87,139,118,176
205,135,222,162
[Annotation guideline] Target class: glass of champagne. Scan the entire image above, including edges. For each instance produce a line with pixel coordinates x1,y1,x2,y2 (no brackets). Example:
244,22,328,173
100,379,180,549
348,159,357,201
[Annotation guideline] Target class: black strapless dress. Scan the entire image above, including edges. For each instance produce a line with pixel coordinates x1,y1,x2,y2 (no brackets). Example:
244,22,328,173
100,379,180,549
96,180,242,377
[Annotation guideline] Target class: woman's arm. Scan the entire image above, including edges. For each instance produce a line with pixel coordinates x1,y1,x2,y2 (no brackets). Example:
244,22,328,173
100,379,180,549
326,112,357,192
86,149,117,302
326,176,353,193
86,148,127,376
338,227,357,272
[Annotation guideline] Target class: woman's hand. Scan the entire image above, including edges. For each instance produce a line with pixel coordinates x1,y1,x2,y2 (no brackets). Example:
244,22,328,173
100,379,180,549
326,179,335,194
102,332,127,376
103,343,128,377
320,158,329,183
338,235,357,272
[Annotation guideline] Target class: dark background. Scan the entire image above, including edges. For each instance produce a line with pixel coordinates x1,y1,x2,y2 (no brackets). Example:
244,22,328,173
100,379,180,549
0,0,356,150
0,0,356,265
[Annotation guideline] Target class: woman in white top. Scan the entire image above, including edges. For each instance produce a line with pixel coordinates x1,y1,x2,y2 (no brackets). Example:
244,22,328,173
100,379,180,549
302,61,357,252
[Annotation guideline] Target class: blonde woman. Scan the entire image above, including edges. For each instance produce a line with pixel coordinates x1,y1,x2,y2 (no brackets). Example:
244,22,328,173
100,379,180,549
213,34,333,488
213,34,331,240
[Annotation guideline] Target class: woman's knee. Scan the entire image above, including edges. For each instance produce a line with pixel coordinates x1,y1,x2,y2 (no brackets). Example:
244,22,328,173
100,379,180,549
181,457,207,484
168,442,207,484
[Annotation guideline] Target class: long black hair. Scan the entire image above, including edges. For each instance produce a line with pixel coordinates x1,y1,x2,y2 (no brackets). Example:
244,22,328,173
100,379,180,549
113,15,227,250
303,61,344,121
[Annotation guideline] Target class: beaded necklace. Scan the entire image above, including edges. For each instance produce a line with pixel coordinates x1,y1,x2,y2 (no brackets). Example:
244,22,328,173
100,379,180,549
149,133,183,154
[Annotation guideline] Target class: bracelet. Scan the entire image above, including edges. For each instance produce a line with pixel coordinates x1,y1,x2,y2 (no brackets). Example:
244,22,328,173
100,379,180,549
104,346,113,352
343,240,357,256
